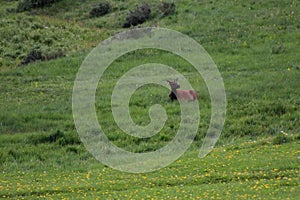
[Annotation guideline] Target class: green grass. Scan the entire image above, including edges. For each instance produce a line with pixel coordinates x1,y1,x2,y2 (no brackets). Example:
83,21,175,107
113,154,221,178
0,133,299,199
0,0,300,199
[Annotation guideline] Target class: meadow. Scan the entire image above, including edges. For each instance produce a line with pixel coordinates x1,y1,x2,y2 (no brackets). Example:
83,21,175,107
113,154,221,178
0,0,299,199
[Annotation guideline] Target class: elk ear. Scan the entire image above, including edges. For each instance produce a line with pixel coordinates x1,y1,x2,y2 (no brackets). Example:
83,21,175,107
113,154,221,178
174,77,179,82
166,80,171,83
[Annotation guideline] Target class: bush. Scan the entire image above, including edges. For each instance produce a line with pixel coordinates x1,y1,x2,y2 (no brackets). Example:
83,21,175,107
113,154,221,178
17,0,61,12
160,1,176,17
89,2,111,18
122,3,151,28
19,48,44,65
19,48,65,66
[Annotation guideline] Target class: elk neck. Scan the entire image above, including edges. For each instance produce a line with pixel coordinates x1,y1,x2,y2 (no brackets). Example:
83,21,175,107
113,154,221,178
171,88,177,95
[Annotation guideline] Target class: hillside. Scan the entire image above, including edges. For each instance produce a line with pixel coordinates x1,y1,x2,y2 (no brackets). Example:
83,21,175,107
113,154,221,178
1,0,299,138
0,0,299,199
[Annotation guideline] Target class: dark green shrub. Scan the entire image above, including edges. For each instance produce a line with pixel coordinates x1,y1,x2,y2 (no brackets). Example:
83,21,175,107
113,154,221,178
160,1,176,16
89,2,111,18
20,48,44,66
122,3,151,28
44,49,65,60
19,48,65,66
17,0,61,12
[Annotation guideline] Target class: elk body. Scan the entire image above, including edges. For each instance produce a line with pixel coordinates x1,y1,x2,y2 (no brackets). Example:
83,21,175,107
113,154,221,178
167,79,199,101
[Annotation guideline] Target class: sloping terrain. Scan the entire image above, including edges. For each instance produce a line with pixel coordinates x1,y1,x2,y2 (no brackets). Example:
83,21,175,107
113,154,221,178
0,0,299,199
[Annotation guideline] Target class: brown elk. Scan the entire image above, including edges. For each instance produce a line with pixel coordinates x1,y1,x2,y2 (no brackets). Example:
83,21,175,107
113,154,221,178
167,78,199,101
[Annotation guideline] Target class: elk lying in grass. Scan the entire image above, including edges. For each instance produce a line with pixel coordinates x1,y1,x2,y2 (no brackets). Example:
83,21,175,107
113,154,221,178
167,78,199,101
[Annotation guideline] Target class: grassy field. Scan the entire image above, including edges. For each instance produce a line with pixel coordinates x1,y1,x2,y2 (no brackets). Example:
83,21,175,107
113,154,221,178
0,134,299,199
0,0,299,199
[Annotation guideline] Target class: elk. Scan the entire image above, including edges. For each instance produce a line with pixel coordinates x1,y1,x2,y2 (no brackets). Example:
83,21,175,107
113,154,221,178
167,78,199,101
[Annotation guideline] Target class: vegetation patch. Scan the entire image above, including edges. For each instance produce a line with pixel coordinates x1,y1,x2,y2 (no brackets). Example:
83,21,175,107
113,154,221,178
19,48,65,66
160,1,176,17
122,3,151,28
17,0,61,12
89,1,111,18
0,9,105,68
26,130,81,146
271,131,292,145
